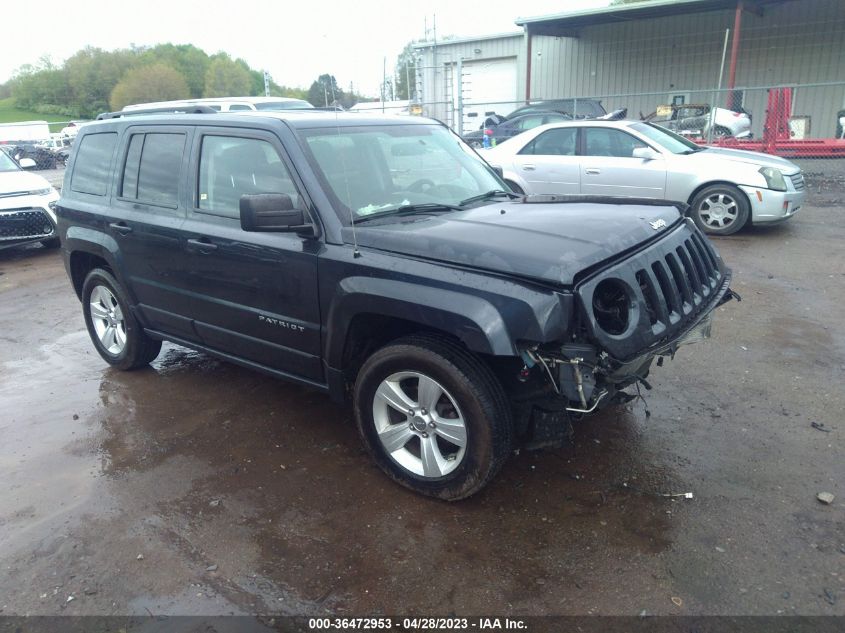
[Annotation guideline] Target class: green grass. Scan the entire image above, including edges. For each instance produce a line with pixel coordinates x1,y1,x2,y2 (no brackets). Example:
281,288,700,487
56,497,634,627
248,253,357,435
0,98,71,132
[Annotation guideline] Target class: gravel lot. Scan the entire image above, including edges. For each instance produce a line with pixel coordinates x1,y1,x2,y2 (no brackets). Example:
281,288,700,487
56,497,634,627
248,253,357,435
0,166,843,619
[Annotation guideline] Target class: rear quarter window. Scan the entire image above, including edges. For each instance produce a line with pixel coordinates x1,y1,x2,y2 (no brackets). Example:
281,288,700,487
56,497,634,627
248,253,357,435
70,132,118,196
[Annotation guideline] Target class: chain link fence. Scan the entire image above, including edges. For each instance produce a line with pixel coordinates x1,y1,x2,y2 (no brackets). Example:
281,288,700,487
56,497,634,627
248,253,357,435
407,0,845,204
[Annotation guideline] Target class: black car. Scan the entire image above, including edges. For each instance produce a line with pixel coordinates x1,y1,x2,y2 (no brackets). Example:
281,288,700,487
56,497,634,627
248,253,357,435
507,98,607,120
6,143,59,170
462,111,572,147
57,109,734,500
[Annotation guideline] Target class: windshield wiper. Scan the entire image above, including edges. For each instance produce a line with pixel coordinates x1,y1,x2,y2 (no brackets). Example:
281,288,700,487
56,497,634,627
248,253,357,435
354,202,461,224
459,189,522,206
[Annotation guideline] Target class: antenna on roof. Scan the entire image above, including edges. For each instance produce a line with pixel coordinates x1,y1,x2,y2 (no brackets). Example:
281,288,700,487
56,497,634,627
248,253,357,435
330,80,360,258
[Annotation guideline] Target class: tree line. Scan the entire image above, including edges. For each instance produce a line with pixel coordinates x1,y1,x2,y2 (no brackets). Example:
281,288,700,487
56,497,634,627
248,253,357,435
2,42,418,119
3,44,324,118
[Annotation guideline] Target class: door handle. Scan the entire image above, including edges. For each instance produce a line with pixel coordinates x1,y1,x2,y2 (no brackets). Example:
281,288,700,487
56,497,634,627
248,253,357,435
522,164,536,171
187,238,218,253
109,222,133,236
585,168,601,175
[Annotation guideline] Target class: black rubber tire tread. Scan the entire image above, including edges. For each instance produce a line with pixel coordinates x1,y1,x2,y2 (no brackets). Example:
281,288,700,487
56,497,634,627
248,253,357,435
353,333,513,501
81,267,162,370
689,183,750,236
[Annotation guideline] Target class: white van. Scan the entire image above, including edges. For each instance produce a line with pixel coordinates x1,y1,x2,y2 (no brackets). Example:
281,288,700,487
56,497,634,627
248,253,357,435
122,96,313,113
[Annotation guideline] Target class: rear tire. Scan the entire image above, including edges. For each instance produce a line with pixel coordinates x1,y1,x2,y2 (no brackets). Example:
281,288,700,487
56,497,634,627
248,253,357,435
689,184,750,236
82,268,162,370
353,335,513,500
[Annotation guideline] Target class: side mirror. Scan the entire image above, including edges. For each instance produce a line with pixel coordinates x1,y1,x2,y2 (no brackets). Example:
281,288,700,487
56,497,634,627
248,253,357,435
239,193,313,235
19,157,37,169
632,147,660,161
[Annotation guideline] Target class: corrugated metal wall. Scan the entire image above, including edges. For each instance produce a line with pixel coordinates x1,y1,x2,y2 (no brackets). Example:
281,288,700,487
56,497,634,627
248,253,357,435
416,0,845,138
529,0,845,137
415,34,524,124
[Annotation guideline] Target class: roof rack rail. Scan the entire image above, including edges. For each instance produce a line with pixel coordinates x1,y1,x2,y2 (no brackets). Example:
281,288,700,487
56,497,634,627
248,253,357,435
96,105,218,120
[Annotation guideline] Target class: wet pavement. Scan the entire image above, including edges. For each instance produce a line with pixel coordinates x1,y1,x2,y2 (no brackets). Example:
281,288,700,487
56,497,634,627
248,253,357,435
0,203,843,617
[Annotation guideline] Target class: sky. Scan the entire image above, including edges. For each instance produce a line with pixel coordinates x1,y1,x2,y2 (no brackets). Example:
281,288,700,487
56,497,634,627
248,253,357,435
1,0,610,96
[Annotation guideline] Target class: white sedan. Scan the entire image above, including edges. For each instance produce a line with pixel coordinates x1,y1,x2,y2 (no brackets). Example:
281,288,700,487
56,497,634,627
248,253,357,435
483,120,805,235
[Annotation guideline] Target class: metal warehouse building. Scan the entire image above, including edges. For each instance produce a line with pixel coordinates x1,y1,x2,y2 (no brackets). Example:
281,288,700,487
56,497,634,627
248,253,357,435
414,0,845,138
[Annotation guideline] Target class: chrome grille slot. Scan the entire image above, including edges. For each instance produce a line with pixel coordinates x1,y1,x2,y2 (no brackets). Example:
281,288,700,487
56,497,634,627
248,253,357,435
789,172,805,191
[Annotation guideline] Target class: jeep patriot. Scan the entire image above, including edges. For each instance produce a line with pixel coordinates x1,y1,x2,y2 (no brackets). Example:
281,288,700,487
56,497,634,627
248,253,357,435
57,110,735,499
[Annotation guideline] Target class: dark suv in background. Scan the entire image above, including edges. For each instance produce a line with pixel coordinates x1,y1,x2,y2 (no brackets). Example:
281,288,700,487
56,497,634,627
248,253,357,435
57,109,734,499
508,98,608,120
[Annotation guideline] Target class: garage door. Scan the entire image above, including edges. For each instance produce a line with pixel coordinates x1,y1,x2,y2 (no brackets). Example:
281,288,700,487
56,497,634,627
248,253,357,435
454,58,518,135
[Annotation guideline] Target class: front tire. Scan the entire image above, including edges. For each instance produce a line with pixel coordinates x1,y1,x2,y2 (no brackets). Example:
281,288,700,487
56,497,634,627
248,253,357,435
353,335,513,500
689,184,750,236
82,268,162,370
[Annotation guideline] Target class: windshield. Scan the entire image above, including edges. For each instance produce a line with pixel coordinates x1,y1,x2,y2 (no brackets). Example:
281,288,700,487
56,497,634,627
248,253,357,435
254,100,313,111
301,124,505,222
631,122,702,154
0,151,20,172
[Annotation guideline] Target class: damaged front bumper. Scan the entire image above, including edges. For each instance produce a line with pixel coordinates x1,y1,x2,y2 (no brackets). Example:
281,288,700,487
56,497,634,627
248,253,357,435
520,220,737,415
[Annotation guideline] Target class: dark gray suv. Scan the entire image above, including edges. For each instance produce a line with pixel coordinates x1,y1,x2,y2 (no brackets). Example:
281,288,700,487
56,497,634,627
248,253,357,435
57,109,734,499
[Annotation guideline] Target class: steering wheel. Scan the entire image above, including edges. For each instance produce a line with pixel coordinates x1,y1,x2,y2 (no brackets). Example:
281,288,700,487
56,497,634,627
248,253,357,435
406,179,436,193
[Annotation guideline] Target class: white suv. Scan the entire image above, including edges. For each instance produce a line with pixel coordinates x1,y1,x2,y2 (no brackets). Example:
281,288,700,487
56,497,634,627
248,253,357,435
0,150,61,249
122,96,313,113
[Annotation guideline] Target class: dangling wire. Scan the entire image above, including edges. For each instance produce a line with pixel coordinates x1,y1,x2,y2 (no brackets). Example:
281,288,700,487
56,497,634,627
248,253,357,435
634,382,651,419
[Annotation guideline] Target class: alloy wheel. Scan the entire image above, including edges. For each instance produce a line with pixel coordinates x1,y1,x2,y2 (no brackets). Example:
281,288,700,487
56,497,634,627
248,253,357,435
698,193,739,229
371,371,467,478
89,285,127,355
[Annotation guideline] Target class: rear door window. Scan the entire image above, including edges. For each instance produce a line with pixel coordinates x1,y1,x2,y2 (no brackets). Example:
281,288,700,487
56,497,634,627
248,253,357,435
119,132,185,207
70,132,118,196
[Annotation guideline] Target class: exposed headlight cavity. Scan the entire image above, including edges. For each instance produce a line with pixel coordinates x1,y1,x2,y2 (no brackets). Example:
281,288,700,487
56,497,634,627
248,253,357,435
592,278,632,336
759,166,787,192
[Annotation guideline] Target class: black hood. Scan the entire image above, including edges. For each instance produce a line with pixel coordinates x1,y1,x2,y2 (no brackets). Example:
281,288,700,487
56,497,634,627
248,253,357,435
344,199,684,286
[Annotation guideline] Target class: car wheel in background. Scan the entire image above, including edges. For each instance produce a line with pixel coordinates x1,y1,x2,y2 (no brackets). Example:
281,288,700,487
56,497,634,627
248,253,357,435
689,184,750,236
712,125,733,138
353,335,513,500
82,268,162,370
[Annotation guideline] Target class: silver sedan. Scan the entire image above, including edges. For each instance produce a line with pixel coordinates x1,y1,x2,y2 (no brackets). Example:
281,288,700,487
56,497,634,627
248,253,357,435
484,120,805,235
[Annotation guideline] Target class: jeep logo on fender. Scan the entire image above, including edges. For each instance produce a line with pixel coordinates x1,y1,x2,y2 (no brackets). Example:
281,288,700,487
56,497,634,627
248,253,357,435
650,219,667,230
258,314,305,332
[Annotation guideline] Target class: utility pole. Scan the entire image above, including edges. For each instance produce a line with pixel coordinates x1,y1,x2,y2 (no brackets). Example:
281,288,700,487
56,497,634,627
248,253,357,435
382,56,387,112
263,70,270,97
